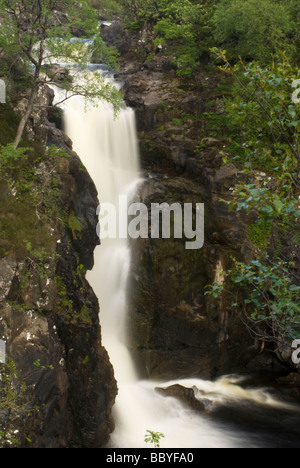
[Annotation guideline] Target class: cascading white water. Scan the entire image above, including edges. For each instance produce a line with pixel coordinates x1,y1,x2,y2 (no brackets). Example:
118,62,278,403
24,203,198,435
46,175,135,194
60,94,243,449
62,92,140,386
55,70,300,449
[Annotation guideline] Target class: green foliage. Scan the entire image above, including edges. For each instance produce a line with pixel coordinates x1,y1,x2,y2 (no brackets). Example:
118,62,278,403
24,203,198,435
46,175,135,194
230,259,300,342
87,0,124,17
206,258,300,343
80,305,93,324
91,35,120,69
206,49,300,353
0,0,122,147
0,106,20,146
153,0,213,76
247,220,273,251
33,360,54,371
212,0,296,64
0,359,36,447
118,0,161,22
67,212,84,238
116,0,214,76
227,180,300,228
118,0,299,75
0,144,63,259
65,70,122,116
144,429,165,448
0,144,28,170
172,118,183,127
212,51,300,171
0,53,33,97
206,280,225,299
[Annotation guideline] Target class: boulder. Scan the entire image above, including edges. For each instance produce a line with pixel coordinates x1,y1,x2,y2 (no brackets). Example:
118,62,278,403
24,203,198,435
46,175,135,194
155,384,208,412
277,373,300,388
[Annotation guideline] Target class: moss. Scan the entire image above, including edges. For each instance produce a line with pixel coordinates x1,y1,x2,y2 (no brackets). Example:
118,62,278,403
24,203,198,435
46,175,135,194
0,183,56,258
80,304,93,324
0,145,59,259
247,220,273,251
0,111,66,260
172,118,183,127
55,275,67,296
0,105,20,146
67,212,83,239
82,355,90,365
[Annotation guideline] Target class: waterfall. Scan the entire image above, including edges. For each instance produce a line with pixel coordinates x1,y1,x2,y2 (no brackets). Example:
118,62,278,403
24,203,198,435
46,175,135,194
56,72,300,449
59,90,244,449
62,93,140,387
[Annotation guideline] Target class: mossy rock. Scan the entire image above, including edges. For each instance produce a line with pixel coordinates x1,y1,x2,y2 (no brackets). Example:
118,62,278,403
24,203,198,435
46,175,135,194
0,105,20,145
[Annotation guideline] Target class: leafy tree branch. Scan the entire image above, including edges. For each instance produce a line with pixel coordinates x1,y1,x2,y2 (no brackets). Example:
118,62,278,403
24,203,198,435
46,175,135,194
0,0,122,149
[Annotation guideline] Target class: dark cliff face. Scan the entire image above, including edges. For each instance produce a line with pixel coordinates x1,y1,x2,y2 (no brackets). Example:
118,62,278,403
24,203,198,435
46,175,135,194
0,89,117,448
102,23,291,381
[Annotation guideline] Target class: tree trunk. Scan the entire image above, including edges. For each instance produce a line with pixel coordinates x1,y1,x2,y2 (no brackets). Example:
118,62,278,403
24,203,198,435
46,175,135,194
14,83,39,149
14,40,43,150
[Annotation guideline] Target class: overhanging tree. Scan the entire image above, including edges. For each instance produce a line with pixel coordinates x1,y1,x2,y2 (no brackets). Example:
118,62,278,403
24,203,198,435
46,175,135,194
0,0,122,149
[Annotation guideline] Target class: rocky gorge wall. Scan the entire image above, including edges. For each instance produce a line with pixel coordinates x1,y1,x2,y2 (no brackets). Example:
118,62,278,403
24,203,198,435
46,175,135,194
101,21,295,382
0,87,117,447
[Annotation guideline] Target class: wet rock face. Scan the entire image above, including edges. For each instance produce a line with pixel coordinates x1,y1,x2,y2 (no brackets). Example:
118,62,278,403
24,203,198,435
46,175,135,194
101,21,133,56
112,26,288,381
127,174,259,380
155,384,208,412
0,258,17,302
0,115,117,447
